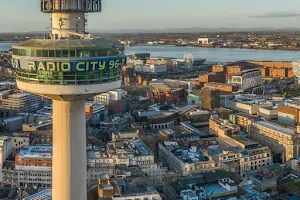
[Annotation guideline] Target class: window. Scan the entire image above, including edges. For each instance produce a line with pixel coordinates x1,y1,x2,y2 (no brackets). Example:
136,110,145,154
77,49,90,57
49,50,55,57
25,49,31,56
42,50,49,57
70,50,76,57
37,50,42,57
56,50,63,57
30,49,36,57
63,50,69,57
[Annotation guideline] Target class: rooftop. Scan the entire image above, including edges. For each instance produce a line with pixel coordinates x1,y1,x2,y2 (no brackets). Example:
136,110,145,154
234,68,261,76
13,38,123,50
254,121,296,136
18,146,52,160
24,189,52,200
231,135,258,147
163,142,210,163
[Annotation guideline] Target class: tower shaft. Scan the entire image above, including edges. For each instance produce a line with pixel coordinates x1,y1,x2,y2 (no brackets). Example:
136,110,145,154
51,12,86,38
52,100,87,200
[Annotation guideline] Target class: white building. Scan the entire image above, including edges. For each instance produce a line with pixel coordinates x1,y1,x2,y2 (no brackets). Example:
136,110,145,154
15,146,52,189
197,38,215,45
135,64,167,73
94,89,127,105
225,100,272,115
231,69,263,91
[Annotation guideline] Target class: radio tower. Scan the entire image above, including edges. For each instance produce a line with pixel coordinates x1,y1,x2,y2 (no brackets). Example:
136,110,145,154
12,1,126,200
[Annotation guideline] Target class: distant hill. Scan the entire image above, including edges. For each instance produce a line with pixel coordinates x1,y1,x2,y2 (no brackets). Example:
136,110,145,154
2,27,300,35
90,27,300,34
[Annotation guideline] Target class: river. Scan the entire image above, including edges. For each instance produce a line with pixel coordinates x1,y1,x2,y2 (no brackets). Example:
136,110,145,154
1,42,300,63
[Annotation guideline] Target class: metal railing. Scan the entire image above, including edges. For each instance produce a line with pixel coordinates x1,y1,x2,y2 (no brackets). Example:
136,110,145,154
16,70,121,85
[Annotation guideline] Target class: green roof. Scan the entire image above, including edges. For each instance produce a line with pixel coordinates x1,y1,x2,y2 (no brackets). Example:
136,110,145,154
13,38,123,50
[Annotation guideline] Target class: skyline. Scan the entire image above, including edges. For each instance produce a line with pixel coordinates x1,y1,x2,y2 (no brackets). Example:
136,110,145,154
0,0,300,32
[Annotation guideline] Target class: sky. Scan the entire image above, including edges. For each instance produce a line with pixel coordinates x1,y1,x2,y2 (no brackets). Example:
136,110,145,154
0,0,300,32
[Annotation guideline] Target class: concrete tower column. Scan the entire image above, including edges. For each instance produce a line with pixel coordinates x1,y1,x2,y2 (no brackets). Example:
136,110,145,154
52,12,86,38
52,100,87,200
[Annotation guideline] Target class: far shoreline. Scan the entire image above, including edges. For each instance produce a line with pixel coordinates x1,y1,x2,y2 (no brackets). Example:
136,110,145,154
130,44,300,52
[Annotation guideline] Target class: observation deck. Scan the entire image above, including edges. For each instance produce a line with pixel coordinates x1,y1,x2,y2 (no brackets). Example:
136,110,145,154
12,38,126,100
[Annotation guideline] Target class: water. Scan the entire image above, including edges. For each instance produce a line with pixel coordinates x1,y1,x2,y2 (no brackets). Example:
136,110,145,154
1,42,300,62
125,45,300,63
0,42,14,51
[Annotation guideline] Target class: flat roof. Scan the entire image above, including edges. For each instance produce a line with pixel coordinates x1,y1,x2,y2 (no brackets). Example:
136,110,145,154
254,121,296,136
13,38,123,50
24,189,52,200
18,146,52,159
231,135,258,146
204,184,227,197
164,143,210,164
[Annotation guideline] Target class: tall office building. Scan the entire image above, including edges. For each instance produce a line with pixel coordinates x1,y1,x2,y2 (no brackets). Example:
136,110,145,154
11,1,126,199
292,62,300,84
200,88,220,110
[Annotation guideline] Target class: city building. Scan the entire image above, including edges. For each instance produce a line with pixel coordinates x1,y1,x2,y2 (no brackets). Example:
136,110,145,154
158,141,215,176
209,118,273,175
293,62,300,83
134,64,167,73
211,64,225,73
131,53,150,60
180,178,238,200
15,146,52,189
85,102,107,125
246,164,282,192
12,0,126,199
204,82,238,93
0,137,12,184
97,173,162,200
259,106,278,120
0,90,40,113
148,83,185,105
231,113,259,131
146,58,176,69
99,113,132,133
247,61,294,79
197,38,215,45
9,133,30,157
147,113,177,130
231,68,263,91
225,95,272,115
87,135,156,185
0,107,17,120
277,104,300,126
199,88,220,110
94,89,127,105
187,91,201,105
249,121,300,162
0,116,24,132
199,72,226,86
164,171,243,200
180,109,210,123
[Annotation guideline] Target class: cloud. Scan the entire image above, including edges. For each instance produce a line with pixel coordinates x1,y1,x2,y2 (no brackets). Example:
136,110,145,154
250,12,300,18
